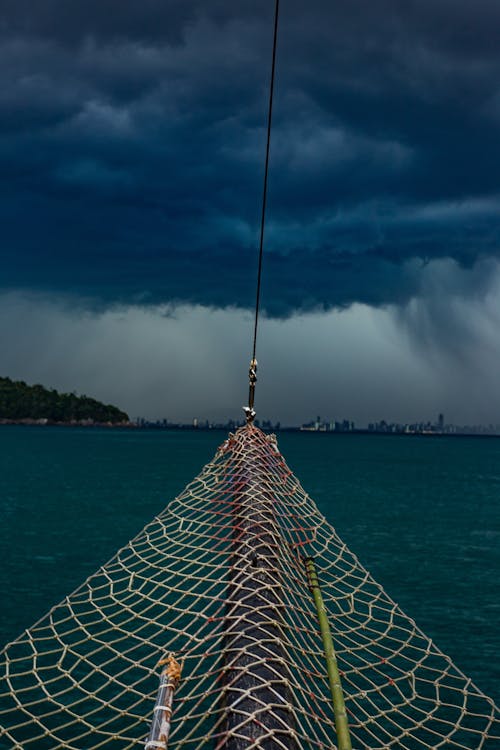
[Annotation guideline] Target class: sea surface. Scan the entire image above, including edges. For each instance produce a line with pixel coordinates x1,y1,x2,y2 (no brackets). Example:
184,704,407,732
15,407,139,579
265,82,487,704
0,426,498,705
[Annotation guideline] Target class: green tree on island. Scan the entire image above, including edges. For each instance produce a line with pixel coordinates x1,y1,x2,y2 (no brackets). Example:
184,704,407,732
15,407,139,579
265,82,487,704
0,377,129,423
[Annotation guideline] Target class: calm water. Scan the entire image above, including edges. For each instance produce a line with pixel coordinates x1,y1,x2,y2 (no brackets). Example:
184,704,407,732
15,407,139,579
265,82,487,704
0,426,498,705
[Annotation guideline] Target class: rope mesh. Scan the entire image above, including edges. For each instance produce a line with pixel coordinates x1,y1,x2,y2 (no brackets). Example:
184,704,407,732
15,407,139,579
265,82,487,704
0,424,498,749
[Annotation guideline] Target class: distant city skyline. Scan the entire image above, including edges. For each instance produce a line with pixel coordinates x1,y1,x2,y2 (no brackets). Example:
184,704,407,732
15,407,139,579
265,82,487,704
134,411,500,436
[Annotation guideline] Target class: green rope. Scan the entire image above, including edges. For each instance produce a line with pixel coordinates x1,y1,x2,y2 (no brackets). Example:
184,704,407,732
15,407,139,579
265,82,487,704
305,557,352,750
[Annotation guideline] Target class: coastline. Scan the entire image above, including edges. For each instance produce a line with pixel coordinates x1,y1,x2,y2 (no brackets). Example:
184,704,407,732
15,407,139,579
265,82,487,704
1,419,500,438
0,418,136,428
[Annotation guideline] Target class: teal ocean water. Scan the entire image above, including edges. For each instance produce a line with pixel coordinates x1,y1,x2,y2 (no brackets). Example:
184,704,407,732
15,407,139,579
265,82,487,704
0,426,498,706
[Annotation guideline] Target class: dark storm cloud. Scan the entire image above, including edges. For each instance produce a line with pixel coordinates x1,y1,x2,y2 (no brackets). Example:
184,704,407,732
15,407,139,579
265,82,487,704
1,0,500,314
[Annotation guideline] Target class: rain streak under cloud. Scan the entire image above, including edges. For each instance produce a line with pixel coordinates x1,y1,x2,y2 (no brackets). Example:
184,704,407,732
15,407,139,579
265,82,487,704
1,0,500,423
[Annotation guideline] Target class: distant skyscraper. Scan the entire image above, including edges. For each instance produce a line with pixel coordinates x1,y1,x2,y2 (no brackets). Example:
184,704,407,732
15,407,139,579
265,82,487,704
438,413,444,431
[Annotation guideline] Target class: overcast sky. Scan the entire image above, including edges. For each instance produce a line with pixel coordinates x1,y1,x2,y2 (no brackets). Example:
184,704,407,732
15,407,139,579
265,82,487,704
1,0,500,424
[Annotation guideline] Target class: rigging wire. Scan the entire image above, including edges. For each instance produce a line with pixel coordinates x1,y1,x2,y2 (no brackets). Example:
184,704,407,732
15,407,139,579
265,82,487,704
245,0,280,422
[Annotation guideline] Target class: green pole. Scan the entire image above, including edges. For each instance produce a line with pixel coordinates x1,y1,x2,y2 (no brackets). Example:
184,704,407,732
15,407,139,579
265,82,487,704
305,557,352,750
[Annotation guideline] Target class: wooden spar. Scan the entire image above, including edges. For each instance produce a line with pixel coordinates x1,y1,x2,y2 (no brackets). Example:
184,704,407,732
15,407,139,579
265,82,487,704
145,655,182,750
218,427,297,750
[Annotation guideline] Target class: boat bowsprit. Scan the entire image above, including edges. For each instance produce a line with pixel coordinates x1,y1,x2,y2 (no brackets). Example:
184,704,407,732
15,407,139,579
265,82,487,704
1,424,498,749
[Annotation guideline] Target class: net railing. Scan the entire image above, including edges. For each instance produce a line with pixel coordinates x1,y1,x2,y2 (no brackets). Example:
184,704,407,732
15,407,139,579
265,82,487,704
0,424,498,749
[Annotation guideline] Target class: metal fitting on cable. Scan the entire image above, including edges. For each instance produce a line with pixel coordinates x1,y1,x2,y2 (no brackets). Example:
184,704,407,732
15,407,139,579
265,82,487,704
243,358,258,423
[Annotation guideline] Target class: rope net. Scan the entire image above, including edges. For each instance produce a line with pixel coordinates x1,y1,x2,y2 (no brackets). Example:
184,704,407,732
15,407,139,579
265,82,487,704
0,424,498,749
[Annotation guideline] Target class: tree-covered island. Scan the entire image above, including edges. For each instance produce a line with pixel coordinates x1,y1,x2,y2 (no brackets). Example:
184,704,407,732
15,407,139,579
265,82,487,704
0,377,129,424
